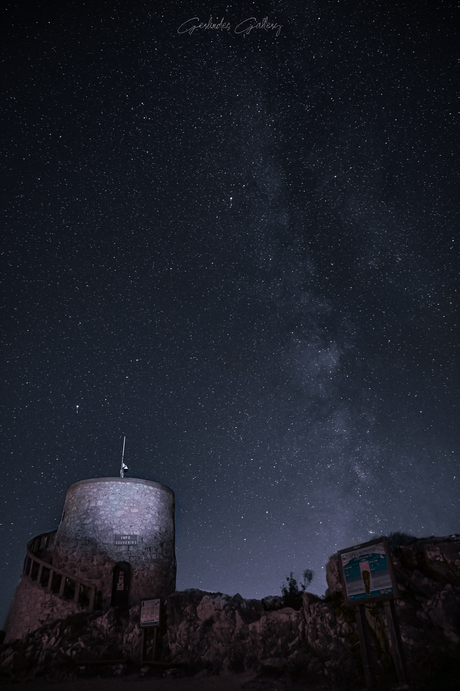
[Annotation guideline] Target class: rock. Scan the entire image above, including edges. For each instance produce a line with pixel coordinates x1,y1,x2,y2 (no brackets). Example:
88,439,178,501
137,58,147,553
1,536,459,689
325,552,343,596
0,650,30,679
261,595,285,611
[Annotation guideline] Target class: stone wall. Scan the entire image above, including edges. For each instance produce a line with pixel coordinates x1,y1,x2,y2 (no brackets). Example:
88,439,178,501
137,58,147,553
5,577,80,643
53,477,176,606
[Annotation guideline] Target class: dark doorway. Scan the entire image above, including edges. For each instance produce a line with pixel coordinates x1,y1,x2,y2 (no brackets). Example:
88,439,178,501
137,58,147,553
111,561,131,607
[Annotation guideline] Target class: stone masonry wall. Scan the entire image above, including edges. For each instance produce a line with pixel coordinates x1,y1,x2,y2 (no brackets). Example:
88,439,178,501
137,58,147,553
53,477,176,606
5,576,80,643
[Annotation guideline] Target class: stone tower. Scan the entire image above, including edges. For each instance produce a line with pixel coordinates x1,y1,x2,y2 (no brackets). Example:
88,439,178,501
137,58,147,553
5,477,176,642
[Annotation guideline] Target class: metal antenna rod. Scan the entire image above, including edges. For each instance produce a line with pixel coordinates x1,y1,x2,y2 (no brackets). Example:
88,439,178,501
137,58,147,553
120,436,128,478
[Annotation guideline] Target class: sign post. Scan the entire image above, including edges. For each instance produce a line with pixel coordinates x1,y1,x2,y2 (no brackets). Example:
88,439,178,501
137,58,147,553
355,604,374,689
338,536,406,687
383,599,406,685
140,598,161,664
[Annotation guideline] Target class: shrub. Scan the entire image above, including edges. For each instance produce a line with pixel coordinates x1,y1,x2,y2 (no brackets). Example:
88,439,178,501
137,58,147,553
280,569,314,609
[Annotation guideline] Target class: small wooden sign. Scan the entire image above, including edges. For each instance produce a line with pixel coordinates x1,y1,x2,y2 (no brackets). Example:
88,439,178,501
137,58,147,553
140,598,161,627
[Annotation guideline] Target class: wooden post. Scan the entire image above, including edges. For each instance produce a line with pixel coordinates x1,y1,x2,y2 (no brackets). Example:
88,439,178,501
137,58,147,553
74,582,80,604
88,586,96,611
46,569,53,591
140,628,146,665
356,605,374,689
152,628,158,662
59,575,66,598
383,600,407,684
30,558,36,580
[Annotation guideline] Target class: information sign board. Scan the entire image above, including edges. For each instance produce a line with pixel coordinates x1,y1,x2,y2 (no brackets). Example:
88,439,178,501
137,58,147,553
140,598,161,627
338,536,398,605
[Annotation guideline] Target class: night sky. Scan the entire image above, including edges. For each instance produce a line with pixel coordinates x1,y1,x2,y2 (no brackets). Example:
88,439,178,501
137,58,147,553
1,1,459,628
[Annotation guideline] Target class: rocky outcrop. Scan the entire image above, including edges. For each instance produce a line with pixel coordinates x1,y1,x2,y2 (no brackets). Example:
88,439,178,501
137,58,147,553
326,534,460,683
0,607,141,682
0,592,358,686
162,589,358,685
1,535,459,688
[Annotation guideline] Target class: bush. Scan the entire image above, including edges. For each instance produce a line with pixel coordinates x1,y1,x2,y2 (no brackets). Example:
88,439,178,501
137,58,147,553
280,570,314,609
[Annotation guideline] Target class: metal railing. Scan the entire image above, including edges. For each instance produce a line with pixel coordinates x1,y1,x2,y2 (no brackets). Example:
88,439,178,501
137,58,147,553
24,530,100,610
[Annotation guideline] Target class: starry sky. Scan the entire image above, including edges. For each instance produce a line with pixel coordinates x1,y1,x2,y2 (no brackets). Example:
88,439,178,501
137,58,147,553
1,0,459,628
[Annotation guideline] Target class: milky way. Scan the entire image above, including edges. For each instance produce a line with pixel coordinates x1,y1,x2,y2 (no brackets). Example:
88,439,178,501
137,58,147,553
1,1,458,626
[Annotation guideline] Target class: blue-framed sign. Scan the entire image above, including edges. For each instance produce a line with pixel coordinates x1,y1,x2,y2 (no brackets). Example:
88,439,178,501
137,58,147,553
338,536,399,605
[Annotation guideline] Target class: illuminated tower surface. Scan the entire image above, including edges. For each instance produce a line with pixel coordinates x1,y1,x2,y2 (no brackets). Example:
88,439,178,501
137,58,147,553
53,477,176,604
